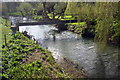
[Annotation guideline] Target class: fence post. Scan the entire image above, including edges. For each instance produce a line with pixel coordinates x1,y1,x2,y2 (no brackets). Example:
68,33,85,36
4,34,7,46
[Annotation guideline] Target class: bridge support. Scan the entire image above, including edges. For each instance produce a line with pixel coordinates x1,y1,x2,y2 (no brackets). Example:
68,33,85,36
11,24,19,34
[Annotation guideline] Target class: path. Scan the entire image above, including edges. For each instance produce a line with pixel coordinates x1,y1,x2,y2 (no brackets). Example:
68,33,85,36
22,49,86,78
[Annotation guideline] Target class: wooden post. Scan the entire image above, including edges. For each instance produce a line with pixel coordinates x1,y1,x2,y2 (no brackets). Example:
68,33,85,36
4,34,10,51
17,25,19,31
4,34,7,46
16,22,19,31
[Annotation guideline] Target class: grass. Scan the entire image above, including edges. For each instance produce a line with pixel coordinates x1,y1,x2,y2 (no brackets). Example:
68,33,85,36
67,22,86,26
0,24,2,50
47,14,60,19
60,18,75,20
60,15,75,20
0,26,12,57
47,13,76,20
33,15,43,20
1,18,70,79
1,17,86,79
0,17,12,53
7,12,22,16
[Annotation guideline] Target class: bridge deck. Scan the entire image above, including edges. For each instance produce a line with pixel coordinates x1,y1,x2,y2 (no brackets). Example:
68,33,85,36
18,20,78,26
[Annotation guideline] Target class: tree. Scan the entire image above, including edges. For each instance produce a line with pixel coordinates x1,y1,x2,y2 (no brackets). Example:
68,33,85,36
17,2,32,17
35,2,67,20
5,2,20,13
2,3,8,16
65,2,120,45
52,2,67,19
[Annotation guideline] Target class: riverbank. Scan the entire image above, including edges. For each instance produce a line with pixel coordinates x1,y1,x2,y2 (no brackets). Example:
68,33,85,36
67,21,120,47
1,18,86,79
56,57,87,78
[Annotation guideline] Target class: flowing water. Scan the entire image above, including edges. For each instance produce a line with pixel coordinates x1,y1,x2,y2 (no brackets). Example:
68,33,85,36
19,25,120,78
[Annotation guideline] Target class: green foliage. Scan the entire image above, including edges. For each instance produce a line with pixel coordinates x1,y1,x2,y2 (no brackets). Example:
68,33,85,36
36,2,67,20
1,18,69,79
33,15,43,20
110,21,120,44
54,2,67,14
1,3,8,16
67,22,87,34
36,3,44,12
65,2,120,45
2,31,68,79
67,22,86,27
17,2,32,16
0,17,12,48
0,17,11,27
60,16,75,20
7,12,22,16
6,60,43,79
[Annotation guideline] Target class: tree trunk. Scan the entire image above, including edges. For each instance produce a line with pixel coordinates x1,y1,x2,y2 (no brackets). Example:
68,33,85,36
20,11,24,17
42,2,50,20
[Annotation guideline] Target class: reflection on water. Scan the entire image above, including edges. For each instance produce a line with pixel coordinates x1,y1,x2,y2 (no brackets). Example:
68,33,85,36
19,25,120,78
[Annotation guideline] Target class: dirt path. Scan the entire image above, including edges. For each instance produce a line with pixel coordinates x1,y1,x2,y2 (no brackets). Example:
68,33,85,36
22,49,87,78
22,50,42,64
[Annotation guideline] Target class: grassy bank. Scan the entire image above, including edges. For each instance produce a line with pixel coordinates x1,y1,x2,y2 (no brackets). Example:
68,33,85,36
1,17,67,79
1,18,86,79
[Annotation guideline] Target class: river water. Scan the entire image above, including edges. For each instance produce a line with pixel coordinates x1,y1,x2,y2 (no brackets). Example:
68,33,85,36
19,25,120,78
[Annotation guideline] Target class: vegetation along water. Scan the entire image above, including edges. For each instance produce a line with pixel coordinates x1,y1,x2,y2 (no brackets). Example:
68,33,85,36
1,1,120,79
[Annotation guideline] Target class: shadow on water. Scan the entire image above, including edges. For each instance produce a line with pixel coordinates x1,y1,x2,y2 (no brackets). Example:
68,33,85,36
91,52,106,78
94,42,120,78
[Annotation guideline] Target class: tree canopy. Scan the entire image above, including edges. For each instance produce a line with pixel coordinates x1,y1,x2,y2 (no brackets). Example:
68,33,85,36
17,2,32,17
65,2,120,45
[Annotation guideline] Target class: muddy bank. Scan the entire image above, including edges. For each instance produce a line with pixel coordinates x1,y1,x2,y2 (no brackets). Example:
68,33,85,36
54,56,87,78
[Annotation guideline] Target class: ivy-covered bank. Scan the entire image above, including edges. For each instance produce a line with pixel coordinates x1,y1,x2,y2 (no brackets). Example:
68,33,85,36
1,18,85,79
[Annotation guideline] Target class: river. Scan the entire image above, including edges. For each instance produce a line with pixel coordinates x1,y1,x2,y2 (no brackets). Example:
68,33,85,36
19,24,120,78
